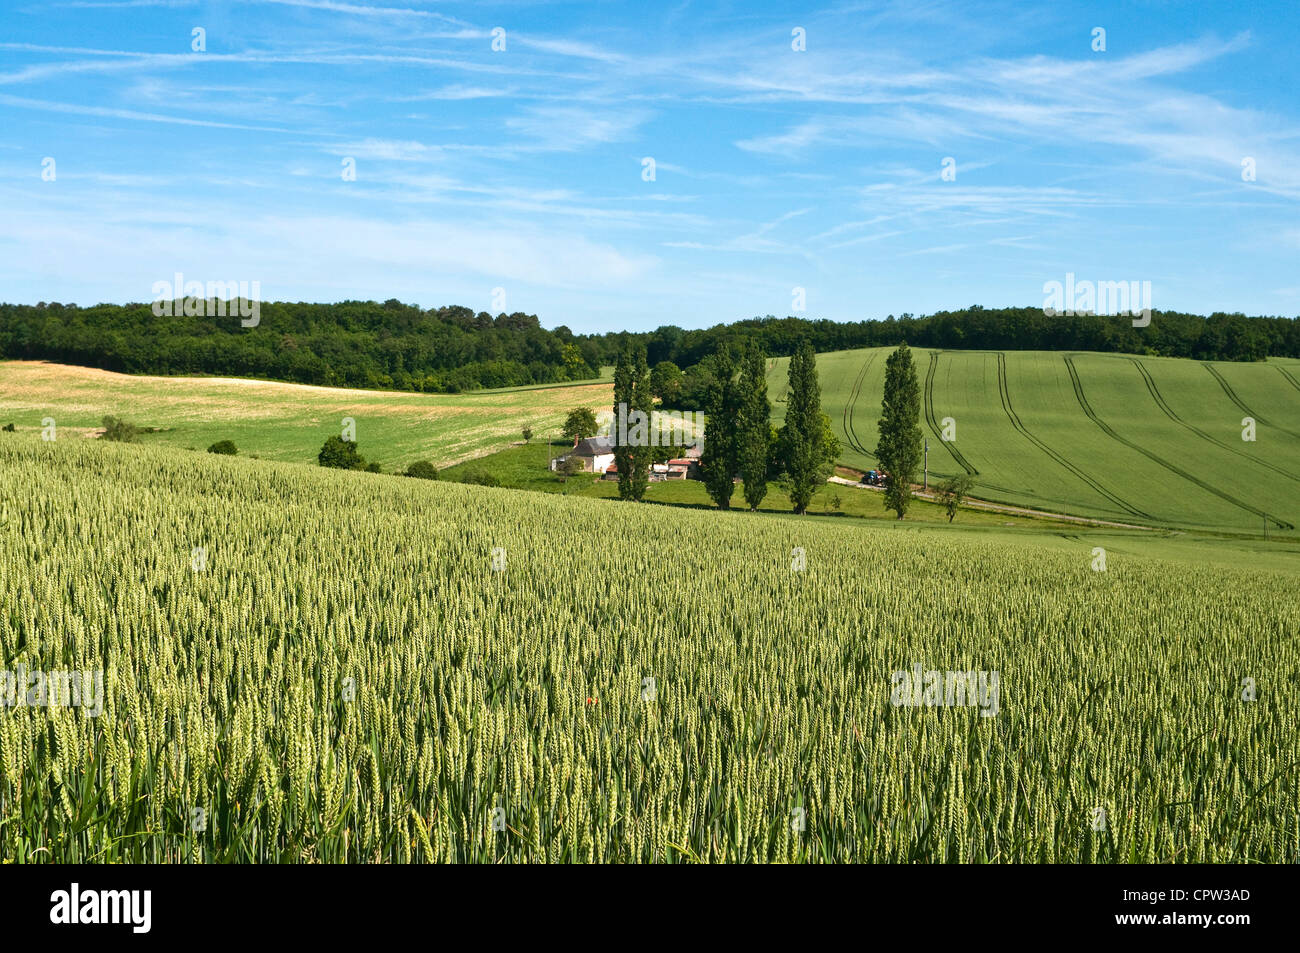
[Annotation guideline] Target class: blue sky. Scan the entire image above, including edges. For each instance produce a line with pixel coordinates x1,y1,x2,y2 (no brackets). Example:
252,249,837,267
1,0,1298,333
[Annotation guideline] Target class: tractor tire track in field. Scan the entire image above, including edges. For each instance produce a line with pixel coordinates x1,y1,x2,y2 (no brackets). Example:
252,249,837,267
1133,359,1300,483
842,350,878,461
1201,363,1300,441
995,353,1152,521
1065,356,1292,530
924,351,978,475
1277,364,1300,396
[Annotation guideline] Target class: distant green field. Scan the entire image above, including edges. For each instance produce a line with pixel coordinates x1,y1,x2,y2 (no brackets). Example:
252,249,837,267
0,360,613,471
771,348,1300,534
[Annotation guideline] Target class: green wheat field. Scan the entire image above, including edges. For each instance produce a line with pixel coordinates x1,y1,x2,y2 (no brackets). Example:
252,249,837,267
2,434,1297,862
770,349,1300,533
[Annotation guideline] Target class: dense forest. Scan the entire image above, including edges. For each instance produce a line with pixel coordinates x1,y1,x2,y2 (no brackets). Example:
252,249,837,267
2,299,1296,394
0,299,596,392
613,307,1300,369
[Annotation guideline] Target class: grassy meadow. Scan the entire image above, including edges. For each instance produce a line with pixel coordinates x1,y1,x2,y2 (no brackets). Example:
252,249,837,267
2,434,1298,862
0,360,613,471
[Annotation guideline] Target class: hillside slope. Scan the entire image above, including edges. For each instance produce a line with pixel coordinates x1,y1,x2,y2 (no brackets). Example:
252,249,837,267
770,348,1300,533
0,360,613,470
2,436,1298,862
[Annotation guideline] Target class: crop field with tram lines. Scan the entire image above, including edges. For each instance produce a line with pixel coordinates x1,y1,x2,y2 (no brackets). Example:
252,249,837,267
769,348,1300,535
2,435,1298,863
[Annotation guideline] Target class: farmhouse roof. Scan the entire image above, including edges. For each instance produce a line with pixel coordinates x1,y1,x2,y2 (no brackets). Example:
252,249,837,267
571,435,614,456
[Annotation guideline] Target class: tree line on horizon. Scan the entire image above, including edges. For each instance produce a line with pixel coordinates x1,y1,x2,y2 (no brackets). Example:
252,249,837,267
0,299,596,393
3,300,1296,398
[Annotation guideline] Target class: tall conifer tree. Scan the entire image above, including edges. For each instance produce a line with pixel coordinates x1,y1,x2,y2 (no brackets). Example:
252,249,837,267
780,341,824,514
701,346,739,508
875,342,923,519
613,343,653,501
738,348,771,510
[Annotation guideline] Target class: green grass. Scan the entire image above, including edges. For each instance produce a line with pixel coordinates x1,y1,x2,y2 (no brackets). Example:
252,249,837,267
9,348,1300,535
442,443,1300,573
0,360,613,472
771,348,1300,535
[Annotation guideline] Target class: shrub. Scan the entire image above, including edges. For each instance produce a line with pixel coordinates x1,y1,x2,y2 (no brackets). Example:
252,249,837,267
365,462,382,473
207,440,238,455
404,461,439,480
457,468,500,487
101,416,139,443
1,423,15,432
318,436,366,470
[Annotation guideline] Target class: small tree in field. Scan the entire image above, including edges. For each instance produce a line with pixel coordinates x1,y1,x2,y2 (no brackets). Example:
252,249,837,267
936,474,974,522
521,427,532,444
207,440,238,455
318,436,366,470
562,408,598,441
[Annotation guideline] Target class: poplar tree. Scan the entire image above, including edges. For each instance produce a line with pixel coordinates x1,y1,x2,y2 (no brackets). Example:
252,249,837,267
613,343,653,501
876,342,923,519
701,346,739,508
738,348,771,510
630,344,653,500
780,341,824,514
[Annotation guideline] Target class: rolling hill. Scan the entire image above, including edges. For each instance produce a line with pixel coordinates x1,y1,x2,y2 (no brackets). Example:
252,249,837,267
0,360,613,470
6,348,1300,534
769,348,1300,534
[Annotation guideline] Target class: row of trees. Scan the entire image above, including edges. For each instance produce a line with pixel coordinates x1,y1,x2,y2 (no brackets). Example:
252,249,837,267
697,341,841,514
7,301,1294,402
8,299,1295,405
588,308,1300,370
610,340,838,514
0,300,597,392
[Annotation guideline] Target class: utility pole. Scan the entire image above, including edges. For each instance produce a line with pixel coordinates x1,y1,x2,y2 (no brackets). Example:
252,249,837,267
923,438,928,492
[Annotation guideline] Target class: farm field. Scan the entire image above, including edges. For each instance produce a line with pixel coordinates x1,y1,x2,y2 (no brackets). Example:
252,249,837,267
2,434,1299,863
0,360,613,471
771,348,1300,534
6,350,1299,534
